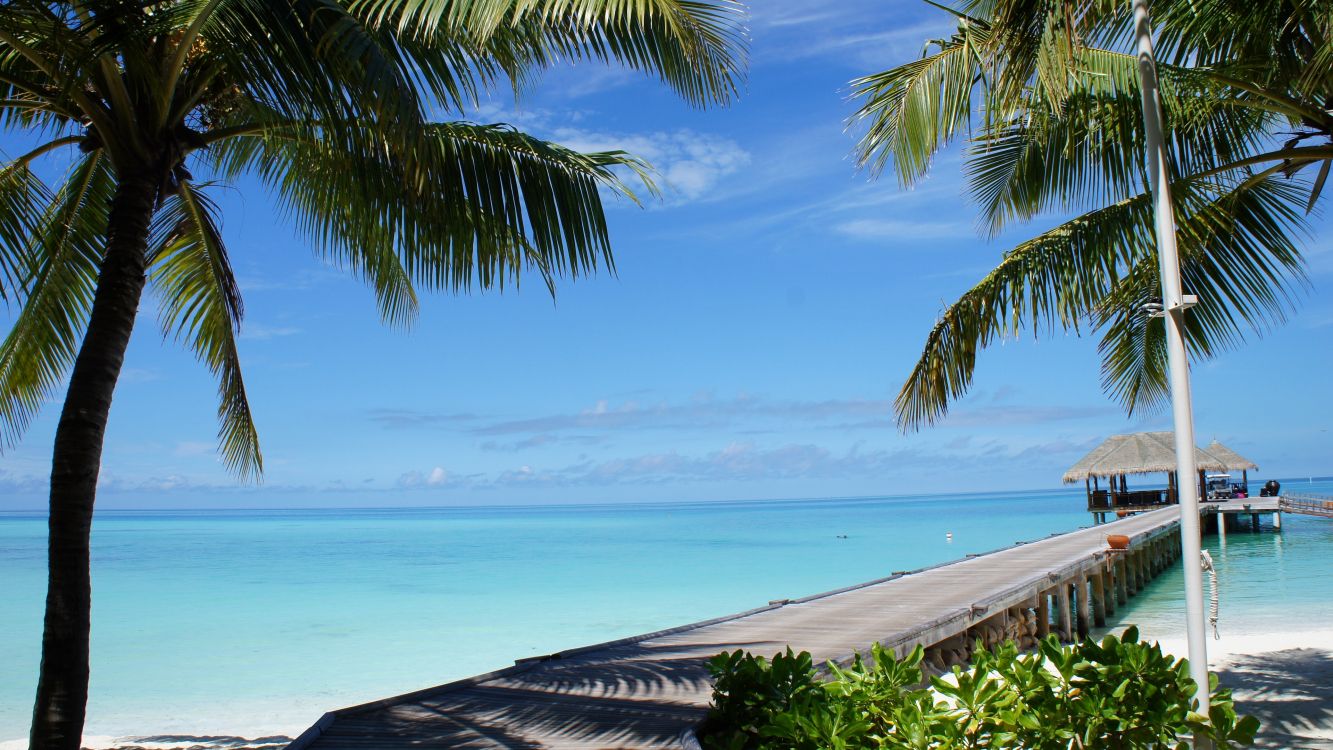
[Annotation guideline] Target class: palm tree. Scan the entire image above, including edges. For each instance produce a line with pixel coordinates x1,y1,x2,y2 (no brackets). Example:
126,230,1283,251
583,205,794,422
850,0,1330,429
0,1,746,747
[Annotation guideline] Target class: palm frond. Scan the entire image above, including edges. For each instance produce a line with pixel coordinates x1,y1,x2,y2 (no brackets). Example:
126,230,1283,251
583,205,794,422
895,172,1308,430
850,17,988,183
0,150,112,447
0,157,50,301
148,180,262,480
967,49,1275,232
212,119,651,323
350,0,749,108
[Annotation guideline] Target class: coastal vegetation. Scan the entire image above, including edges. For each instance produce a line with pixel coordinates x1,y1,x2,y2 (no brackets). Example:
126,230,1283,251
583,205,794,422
701,628,1259,749
0,1,746,748
851,0,1332,429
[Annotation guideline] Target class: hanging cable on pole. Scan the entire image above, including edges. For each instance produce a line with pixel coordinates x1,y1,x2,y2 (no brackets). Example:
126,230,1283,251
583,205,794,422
1129,0,1213,736
1201,550,1220,640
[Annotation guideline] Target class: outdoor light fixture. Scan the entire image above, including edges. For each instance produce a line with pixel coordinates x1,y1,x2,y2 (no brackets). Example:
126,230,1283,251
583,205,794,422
1142,295,1198,318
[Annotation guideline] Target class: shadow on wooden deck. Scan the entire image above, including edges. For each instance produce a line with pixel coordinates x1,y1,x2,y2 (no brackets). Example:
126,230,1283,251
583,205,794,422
312,640,772,749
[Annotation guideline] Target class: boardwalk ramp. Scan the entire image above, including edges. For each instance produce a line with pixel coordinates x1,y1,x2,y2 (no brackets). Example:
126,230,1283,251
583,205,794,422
289,508,1183,750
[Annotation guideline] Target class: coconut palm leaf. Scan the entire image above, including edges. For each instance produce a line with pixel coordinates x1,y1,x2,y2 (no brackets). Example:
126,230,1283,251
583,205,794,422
850,18,989,183
350,0,749,107
147,181,261,480
895,173,1309,430
0,158,52,300
0,151,112,446
210,120,651,325
967,51,1276,233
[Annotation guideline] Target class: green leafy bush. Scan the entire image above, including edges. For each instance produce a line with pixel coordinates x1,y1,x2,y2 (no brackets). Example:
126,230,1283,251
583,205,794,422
700,627,1259,749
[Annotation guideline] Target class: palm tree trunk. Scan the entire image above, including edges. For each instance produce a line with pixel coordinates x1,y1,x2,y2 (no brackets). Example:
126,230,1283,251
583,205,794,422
29,171,159,750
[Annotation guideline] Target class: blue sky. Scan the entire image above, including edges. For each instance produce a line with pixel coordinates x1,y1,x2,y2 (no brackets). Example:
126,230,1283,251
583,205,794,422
3,1,1332,509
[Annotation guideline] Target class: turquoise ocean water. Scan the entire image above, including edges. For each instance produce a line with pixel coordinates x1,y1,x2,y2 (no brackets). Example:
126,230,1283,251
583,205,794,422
3,481,1332,743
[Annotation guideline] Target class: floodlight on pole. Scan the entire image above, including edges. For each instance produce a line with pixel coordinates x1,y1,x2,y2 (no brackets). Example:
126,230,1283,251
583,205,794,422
1130,0,1212,726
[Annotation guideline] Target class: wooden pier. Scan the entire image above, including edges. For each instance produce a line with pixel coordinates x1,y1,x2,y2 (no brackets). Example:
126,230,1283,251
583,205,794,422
1280,493,1333,519
289,507,1194,750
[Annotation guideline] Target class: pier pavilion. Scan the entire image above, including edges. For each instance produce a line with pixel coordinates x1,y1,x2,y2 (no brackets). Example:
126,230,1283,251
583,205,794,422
1064,432,1258,523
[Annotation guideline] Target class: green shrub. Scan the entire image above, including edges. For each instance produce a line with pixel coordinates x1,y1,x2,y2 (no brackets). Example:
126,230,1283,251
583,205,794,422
700,627,1259,749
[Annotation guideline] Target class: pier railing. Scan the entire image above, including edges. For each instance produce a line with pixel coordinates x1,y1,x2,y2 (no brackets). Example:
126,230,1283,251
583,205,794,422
1280,493,1333,518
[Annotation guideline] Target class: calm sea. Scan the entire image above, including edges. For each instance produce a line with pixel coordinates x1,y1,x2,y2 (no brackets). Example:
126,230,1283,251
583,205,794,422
3,480,1332,744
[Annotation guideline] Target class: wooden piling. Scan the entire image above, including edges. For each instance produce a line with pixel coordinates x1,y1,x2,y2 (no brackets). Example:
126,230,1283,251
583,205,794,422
1037,591,1050,639
1115,557,1128,605
1075,578,1091,639
1092,572,1107,627
1057,582,1073,641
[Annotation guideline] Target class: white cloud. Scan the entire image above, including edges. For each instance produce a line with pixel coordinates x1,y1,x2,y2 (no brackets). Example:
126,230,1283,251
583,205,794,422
550,127,751,203
397,466,451,488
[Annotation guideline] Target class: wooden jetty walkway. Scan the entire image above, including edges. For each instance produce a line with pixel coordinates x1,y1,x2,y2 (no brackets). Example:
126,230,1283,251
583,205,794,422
1280,493,1333,519
290,507,1194,750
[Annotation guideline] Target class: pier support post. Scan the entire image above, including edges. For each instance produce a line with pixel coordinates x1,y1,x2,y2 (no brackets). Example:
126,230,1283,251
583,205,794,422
1275,511,1282,531
1115,557,1128,605
1130,549,1142,593
1251,513,1259,531
1219,512,1227,541
1102,569,1116,617
1057,582,1073,641
1076,577,1092,639
1037,591,1051,639
1092,572,1107,627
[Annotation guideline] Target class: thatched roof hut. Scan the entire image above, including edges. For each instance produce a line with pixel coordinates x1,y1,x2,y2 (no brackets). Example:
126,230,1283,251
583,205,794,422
1062,432,1234,483
1066,432,1260,518
1203,440,1259,472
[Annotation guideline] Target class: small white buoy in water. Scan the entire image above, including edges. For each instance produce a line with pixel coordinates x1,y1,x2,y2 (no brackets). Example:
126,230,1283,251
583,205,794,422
946,532,953,541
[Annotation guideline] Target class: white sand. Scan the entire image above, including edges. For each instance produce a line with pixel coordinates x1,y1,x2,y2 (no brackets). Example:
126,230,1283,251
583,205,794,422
1149,629,1333,749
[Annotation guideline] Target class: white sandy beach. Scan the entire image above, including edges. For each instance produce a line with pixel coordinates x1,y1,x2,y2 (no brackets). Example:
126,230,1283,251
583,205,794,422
1148,629,1333,749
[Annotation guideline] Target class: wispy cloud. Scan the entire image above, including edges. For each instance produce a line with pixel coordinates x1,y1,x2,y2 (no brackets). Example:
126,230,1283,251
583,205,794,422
490,436,1102,487
835,218,972,241
398,466,449,488
173,441,214,457
372,394,1111,445
241,323,301,341
369,409,479,428
549,127,750,203
750,2,955,68
479,434,606,452
467,395,890,436
936,404,1119,428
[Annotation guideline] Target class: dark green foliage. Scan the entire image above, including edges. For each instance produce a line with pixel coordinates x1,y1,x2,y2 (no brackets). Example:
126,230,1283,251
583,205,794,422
701,627,1260,750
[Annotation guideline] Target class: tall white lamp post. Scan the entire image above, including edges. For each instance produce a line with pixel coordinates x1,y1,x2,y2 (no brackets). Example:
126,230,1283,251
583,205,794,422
1131,0,1211,723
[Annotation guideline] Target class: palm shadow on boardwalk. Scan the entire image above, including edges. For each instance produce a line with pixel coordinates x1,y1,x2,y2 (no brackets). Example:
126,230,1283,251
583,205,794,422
319,640,771,749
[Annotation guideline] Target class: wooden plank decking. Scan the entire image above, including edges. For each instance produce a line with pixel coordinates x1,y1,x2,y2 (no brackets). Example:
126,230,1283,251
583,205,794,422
1280,494,1333,518
290,507,1185,750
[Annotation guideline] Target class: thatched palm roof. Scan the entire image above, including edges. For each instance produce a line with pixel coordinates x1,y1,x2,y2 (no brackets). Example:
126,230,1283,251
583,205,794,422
1203,440,1259,471
1062,432,1252,483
